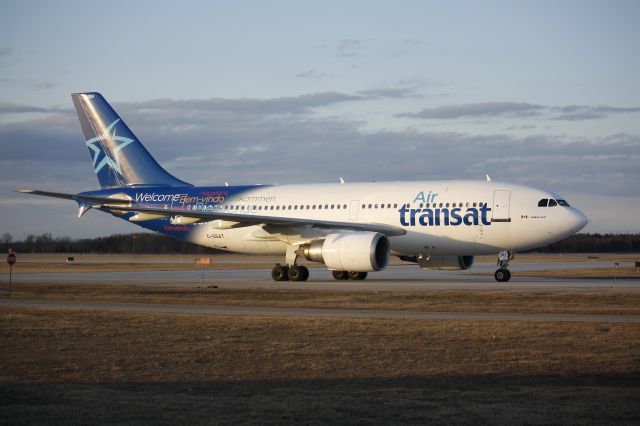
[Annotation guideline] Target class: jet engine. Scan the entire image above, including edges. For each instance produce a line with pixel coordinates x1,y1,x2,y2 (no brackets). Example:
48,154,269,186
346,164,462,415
301,232,390,272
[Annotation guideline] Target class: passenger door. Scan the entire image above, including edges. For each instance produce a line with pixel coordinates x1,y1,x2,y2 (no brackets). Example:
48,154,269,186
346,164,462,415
492,190,511,222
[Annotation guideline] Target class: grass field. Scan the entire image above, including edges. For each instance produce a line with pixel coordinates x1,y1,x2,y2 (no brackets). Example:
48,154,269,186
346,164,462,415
1,307,639,424
5,282,640,315
1,253,639,424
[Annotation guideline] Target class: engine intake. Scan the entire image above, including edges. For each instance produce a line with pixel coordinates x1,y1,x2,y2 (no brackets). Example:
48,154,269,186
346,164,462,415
301,232,390,272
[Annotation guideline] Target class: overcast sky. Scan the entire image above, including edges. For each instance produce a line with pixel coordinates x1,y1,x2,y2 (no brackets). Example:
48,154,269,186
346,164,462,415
1,0,639,239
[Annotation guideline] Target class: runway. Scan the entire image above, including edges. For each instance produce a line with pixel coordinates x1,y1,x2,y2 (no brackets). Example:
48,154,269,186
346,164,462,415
2,298,640,322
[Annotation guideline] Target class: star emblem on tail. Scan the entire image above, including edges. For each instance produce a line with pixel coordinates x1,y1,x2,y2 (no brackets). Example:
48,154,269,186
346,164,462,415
85,119,134,174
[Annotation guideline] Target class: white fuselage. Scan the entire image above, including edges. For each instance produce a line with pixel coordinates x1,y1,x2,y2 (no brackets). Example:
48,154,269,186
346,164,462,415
183,180,587,257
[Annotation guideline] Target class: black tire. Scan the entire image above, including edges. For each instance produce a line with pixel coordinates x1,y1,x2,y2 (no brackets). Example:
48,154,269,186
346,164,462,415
288,265,306,282
299,266,310,281
272,265,289,281
332,270,349,280
348,271,368,281
494,268,510,282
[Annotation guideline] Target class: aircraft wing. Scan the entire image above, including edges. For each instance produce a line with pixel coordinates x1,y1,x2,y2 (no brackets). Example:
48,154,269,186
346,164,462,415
17,189,406,237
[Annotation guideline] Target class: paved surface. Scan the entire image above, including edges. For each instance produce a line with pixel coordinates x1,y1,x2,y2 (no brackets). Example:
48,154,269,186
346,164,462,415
2,299,640,323
10,262,640,293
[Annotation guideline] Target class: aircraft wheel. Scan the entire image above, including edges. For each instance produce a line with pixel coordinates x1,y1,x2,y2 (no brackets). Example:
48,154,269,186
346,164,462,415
332,270,349,280
272,265,289,281
348,271,368,281
299,265,310,281
288,265,309,282
494,268,511,282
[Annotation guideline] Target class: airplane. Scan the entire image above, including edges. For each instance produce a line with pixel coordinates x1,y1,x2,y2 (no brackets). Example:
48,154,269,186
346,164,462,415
18,92,588,282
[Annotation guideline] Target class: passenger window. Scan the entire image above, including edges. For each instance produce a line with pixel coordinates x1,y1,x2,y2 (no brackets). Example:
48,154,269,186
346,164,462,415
548,199,557,207
538,199,548,207
393,203,397,208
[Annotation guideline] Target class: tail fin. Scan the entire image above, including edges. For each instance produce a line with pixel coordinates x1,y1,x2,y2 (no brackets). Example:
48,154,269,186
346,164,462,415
71,92,191,189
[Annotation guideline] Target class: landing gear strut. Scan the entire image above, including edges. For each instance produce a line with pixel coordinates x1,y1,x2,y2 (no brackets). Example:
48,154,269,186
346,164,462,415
271,245,310,282
494,250,513,282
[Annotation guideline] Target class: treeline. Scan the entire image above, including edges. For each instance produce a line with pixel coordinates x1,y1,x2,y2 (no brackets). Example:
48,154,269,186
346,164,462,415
0,232,639,254
536,233,640,253
0,232,220,254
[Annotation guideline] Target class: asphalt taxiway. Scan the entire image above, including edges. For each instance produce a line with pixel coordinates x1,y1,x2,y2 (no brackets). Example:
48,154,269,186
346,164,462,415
10,261,640,293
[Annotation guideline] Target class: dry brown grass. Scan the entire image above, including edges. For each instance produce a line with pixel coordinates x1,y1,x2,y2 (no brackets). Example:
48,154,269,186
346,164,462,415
5,282,640,315
2,307,639,383
2,303,639,424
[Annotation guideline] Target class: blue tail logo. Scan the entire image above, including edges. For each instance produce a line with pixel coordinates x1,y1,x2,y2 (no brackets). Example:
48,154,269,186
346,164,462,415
72,92,192,189
85,118,134,174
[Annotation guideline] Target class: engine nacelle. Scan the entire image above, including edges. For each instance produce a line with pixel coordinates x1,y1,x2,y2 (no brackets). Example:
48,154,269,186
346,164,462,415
301,232,390,272
417,255,474,270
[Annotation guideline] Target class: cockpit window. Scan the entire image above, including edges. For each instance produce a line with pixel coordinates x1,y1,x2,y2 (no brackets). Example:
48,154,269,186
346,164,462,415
548,199,557,207
538,199,548,207
556,199,570,207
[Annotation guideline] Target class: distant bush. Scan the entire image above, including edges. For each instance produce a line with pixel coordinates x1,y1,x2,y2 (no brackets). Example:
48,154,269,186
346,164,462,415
0,232,638,254
0,232,221,254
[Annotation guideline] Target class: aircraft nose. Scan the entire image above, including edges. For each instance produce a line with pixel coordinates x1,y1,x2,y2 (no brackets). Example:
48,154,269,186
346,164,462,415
569,208,588,233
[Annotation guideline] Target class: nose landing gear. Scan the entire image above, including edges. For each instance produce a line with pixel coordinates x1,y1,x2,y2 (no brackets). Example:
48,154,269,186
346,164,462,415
495,250,513,282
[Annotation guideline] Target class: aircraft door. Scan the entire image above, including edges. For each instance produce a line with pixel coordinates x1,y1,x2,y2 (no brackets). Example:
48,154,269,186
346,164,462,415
491,190,511,222
349,200,359,221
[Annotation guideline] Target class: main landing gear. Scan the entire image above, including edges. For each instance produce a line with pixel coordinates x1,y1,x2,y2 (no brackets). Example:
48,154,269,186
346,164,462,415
272,264,310,282
494,250,513,282
332,270,368,281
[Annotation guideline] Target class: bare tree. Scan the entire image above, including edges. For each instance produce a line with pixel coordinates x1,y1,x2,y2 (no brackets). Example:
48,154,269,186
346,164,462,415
1,233,11,243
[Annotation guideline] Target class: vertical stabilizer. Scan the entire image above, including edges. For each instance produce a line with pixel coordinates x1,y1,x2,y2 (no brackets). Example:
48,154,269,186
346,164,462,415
71,92,191,188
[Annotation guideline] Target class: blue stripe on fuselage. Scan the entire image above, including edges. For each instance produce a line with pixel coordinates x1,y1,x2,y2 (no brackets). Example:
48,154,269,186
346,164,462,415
80,185,272,238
